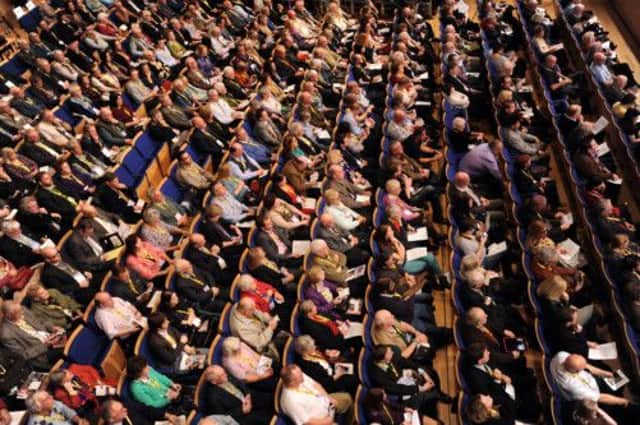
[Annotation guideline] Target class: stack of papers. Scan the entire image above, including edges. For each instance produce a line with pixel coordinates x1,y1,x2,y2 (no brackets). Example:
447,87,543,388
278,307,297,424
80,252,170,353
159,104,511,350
335,362,354,374
9,411,26,425
178,352,205,371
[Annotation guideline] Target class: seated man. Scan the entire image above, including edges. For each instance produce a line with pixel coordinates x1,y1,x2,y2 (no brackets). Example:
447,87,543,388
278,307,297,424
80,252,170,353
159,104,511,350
372,309,449,362
325,164,371,212
458,139,504,198
26,391,88,425
229,297,279,360
550,351,638,422
447,171,505,228
316,213,369,267
279,364,352,425
174,258,226,314
175,150,216,203
0,220,44,267
94,292,147,341
65,219,111,276
96,172,143,223
201,365,272,425
0,301,64,371
41,246,96,304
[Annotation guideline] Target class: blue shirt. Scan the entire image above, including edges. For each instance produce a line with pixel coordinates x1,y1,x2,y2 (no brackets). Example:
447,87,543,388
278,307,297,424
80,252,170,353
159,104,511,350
590,63,613,85
458,143,502,180
27,400,77,425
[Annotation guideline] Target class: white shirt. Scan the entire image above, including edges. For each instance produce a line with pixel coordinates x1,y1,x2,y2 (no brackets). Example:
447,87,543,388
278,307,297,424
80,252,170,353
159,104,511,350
550,351,600,402
208,99,235,124
95,297,146,339
280,374,333,425
326,203,361,231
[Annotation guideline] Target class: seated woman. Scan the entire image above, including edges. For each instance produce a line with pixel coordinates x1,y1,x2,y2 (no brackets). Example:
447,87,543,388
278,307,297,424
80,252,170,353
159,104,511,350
459,254,525,308
303,266,347,319
0,255,34,292
139,209,186,252
271,174,308,212
375,223,445,283
221,336,277,393
123,234,170,283
236,273,288,315
368,345,447,422
216,163,256,205
382,178,424,224
323,188,368,235
127,356,191,416
293,335,358,396
262,193,311,241
536,275,593,326
363,387,427,425
50,363,116,421
282,133,324,166
147,312,207,383
466,393,515,425
531,246,587,302
158,291,215,347
298,300,361,355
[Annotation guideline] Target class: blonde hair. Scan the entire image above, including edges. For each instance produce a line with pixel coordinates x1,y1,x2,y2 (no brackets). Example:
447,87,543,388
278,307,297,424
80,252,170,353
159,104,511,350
537,275,568,300
324,189,340,205
307,266,325,283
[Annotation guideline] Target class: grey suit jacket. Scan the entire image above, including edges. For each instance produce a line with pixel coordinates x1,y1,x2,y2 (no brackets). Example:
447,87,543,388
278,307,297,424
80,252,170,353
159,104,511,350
0,309,49,360
316,224,351,252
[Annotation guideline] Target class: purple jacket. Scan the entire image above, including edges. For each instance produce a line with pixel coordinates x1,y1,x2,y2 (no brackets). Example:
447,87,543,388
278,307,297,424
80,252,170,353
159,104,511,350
303,280,339,317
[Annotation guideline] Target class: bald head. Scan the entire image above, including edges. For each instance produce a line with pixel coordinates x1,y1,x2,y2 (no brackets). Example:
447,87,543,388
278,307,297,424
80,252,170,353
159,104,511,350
564,354,587,373
454,171,470,187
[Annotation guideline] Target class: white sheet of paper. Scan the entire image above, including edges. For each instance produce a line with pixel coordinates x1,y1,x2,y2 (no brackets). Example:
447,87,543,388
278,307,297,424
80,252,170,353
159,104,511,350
25,1,36,10
414,71,429,80
335,362,354,374
236,220,255,229
10,411,26,425
302,197,316,209
178,353,205,371
607,177,622,185
588,342,618,360
604,369,629,391
407,227,429,242
406,247,428,262
355,194,369,203
292,240,311,255
316,129,330,139
256,355,273,375
558,238,581,268
592,116,609,135
346,298,362,315
13,7,25,19
346,264,366,282
146,290,162,309
344,321,364,339
366,63,383,71
561,213,574,227
487,241,508,257
283,85,296,93
336,287,350,298
415,100,432,106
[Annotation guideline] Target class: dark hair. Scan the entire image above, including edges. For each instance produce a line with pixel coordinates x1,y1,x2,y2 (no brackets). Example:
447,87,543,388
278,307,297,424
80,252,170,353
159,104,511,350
77,218,94,232
466,342,488,364
126,356,148,379
263,193,277,210
148,312,167,331
159,291,176,311
372,345,389,362
123,234,139,258
362,388,387,413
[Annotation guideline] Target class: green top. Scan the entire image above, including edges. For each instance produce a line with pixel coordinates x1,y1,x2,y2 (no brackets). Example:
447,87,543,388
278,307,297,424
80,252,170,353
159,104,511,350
130,367,173,408
30,288,81,329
